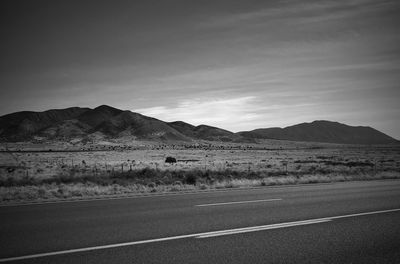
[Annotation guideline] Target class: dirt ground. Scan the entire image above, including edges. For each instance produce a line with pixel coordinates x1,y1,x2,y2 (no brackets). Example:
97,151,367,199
1,141,399,180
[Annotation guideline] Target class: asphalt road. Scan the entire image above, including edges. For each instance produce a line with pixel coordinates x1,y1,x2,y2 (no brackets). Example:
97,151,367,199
1,180,400,263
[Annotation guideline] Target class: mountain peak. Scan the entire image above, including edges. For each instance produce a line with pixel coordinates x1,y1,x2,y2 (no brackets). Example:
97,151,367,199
75,105,123,128
93,105,122,113
240,120,397,144
0,106,397,144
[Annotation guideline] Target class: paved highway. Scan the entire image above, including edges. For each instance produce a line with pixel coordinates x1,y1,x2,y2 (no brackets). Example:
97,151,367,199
1,180,400,263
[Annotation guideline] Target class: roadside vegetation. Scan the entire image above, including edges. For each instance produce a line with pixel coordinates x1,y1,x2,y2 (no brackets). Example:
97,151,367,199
1,142,399,202
1,165,399,202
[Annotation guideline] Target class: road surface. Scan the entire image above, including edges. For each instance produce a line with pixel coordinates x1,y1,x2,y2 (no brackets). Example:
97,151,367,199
1,180,400,263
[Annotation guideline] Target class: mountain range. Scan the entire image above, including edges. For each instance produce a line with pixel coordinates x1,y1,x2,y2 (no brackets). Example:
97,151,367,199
0,105,397,145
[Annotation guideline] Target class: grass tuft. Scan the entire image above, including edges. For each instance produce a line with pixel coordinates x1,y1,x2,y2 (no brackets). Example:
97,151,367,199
1,167,399,203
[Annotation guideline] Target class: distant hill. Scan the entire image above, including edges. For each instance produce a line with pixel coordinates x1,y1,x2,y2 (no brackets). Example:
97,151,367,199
77,105,123,127
168,122,238,142
0,105,231,142
0,105,192,142
0,107,90,140
92,110,189,141
0,106,397,144
237,120,397,144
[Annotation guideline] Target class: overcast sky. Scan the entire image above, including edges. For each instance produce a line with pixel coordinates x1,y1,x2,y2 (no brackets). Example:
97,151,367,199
1,0,399,138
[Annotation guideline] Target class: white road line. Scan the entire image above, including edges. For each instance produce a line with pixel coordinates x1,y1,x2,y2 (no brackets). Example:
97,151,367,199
195,198,282,207
196,219,330,238
328,208,400,220
0,190,282,207
1,208,399,262
0,233,198,263
3,179,399,207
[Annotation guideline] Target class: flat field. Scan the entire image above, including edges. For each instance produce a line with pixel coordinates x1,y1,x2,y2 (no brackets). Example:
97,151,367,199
1,140,399,202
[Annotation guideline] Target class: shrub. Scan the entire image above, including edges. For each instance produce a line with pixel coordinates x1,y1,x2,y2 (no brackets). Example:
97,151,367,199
170,185,181,192
185,174,197,185
173,180,182,185
147,182,156,188
261,181,267,186
38,188,47,198
165,157,177,164
199,183,208,190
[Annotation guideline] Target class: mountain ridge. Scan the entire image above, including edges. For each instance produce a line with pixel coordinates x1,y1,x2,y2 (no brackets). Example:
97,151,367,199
237,120,397,144
0,106,397,145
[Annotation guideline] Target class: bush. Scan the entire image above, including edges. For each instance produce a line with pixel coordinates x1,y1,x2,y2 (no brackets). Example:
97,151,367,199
185,174,197,185
173,180,182,185
199,184,208,190
260,181,267,186
165,157,177,164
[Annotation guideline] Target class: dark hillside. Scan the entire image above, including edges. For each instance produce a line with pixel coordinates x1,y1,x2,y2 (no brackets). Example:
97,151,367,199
238,121,397,144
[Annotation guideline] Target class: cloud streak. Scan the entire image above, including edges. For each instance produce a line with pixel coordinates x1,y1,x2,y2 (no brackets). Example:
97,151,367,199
0,0,399,138
135,96,263,130
135,96,325,132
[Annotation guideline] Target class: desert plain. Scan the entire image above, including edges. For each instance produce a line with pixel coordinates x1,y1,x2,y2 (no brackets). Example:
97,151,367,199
1,139,399,203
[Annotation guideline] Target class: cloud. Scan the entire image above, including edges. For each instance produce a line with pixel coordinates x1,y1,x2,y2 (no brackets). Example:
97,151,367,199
1,0,398,138
134,96,325,132
135,96,265,131
199,0,392,29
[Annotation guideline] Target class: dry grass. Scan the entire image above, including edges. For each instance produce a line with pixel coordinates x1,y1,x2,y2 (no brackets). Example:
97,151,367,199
1,171,399,203
1,143,399,203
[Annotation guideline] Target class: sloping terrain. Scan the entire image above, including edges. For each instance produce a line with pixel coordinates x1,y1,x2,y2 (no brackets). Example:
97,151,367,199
0,105,189,142
238,120,397,144
0,106,397,144
94,111,190,141
168,122,238,142
0,107,90,141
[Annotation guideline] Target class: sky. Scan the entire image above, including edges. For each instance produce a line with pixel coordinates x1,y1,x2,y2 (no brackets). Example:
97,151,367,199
1,0,399,138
